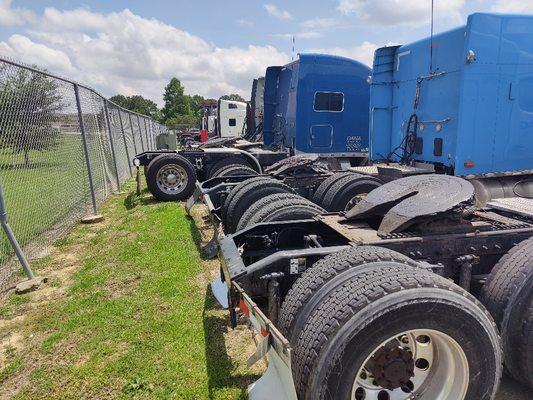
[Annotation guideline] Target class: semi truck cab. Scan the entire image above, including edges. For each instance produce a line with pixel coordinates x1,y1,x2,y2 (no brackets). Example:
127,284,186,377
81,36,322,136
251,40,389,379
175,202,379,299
361,13,533,202
263,53,371,166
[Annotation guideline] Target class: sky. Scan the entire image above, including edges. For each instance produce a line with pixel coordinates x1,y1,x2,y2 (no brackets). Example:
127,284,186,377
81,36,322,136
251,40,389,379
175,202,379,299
0,0,532,106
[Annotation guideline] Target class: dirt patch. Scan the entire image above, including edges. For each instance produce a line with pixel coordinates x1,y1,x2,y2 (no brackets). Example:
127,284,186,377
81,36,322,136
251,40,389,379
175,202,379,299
105,273,142,299
0,224,89,396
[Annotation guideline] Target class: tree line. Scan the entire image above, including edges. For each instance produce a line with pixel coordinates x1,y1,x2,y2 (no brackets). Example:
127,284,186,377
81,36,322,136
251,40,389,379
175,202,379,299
110,77,245,129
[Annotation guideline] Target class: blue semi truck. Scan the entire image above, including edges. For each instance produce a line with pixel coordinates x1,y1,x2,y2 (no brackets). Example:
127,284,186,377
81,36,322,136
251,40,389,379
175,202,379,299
192,13,533,400
135,53,373,201
355,12,533,203
263,53,371,166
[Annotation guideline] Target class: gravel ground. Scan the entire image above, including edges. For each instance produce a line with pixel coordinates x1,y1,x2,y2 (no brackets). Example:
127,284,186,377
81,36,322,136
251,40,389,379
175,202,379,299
496,375,532,399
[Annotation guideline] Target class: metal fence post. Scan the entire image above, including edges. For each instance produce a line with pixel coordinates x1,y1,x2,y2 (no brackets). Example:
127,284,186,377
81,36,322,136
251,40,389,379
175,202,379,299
0,182,34,280
149,121,154,149
103,100,121,190
128,113,139,154
118,110,132,177
74,84,99,216
136,114,145,152
143,118,150,150
150,120,155,149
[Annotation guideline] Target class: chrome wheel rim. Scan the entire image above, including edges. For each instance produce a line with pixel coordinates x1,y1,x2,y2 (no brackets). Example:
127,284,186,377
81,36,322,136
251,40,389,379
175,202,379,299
351,329,469,400
156,164,187,195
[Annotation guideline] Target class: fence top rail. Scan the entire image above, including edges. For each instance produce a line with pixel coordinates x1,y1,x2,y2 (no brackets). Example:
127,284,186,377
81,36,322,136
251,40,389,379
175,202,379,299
0,56,157,121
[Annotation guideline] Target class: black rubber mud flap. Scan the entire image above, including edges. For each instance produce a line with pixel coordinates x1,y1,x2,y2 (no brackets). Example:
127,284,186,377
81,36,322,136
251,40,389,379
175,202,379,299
345,174,474,234
136,166,141,196
203,222,219,259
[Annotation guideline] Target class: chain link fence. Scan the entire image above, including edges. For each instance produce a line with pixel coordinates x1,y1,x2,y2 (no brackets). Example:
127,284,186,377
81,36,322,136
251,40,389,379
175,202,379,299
0,57,168,292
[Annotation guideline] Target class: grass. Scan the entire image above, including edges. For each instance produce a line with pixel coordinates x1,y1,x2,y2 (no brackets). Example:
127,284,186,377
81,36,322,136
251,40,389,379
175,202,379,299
0,133,126,265
0,179,262,399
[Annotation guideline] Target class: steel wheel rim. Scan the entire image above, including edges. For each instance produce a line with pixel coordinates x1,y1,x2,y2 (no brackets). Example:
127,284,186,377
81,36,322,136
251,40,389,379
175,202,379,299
351,329,469,400
344,193,368,211
156,164,187,195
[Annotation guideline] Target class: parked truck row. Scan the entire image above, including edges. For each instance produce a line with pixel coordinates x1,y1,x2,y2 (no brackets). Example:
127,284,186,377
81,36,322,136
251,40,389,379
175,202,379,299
142,12,533,400
133,53,376,201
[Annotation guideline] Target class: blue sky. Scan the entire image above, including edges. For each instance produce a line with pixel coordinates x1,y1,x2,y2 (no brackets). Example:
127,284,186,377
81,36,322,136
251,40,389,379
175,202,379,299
1,0,532,104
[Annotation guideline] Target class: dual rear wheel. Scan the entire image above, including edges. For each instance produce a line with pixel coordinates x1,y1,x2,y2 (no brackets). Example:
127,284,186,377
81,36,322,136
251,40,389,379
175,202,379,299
220,177,325,233
279,247,502,400
313,172,382,212
481,237,533,389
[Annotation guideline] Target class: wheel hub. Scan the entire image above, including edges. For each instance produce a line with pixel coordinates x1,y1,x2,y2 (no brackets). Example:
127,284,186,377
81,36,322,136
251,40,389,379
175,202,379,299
166,173,178,185
367,345,414,390
156,164,187,194
352,330,469,400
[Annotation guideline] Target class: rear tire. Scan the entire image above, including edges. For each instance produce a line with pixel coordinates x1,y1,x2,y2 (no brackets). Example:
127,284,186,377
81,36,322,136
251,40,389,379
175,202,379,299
224,179,296,233
278,246,418,344
321,174,382,212
287,260,502,400
220,176,272,229
236,193,303,231
145,153,197,201
206,156,254,179
242,196,324,229
213,164,258,178
311,172,352,205
481,237,533,387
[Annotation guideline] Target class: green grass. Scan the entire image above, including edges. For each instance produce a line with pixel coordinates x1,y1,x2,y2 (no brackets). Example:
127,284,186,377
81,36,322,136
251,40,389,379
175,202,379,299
0,180,258,399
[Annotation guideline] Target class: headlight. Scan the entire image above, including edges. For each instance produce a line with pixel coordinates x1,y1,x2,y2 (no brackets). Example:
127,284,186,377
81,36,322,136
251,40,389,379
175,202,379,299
133,158,141,167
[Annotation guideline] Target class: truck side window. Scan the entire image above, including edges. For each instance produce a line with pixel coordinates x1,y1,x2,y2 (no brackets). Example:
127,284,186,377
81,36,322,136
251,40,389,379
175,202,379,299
229,118,237,127
314,92,344,112
228,103,238,109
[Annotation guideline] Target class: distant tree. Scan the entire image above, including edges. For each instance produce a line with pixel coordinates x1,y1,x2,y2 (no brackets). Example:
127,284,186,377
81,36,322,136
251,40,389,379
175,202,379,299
109,94,160,120
109,94,128,108
220,93,246,102
165,114,198,129
0,67,63,166
161,78,191,124
188,94,205,118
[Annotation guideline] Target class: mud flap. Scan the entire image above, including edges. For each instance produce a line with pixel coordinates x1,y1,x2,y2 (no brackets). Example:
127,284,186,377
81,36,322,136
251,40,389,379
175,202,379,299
210,275,228,309
202,221,219,259
136,166,141,196
248,348,298,400
185,184,202,214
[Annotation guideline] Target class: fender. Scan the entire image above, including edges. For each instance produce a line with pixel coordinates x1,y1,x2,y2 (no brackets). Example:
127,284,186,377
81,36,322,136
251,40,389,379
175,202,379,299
201,147,263,173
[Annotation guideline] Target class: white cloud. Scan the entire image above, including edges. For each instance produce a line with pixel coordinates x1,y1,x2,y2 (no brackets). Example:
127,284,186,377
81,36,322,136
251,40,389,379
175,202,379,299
301,18,342,29
0,0,34,26
305,41,399,66
264,4,292,20
237,19,254,27
1,7,289,105
273,31,322,40
491,1,533,13
0,34,75,73
337,0,465,26
277,17,351,42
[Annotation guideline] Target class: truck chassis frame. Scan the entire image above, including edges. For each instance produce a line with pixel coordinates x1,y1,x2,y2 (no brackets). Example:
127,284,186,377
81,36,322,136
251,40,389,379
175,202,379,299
187,183,533,400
